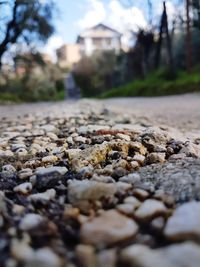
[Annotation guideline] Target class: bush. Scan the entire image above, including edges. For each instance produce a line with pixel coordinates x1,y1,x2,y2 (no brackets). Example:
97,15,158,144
73,51,123,97
99,69,200,98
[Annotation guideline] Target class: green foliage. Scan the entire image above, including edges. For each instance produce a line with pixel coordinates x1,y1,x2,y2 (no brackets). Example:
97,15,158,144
100,69,200,98
0,0,56,65
0,93,21,103
0,72,65,102
73,51,122,97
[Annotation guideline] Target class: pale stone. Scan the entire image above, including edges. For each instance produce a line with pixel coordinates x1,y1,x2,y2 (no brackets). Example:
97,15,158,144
11,238,34,261
68,180,117,204
78,125,110,134
135,199,168,221
2,164,16,173
180,142,200,157
16,148,28,156
29,189,56,202
11,143,26,151
121,242,200,267
124,196,141,209
116,133,131,141
119,173,141,185
133,188,149,200
80,210,138,246
147,152,166,164
133,154,145,164
47,132,58,141
164,201,200,241
35,166,68,176
117,203,135,215
14,182,32,194
25,248,61,267
42,155,58,163
18,168,33,179
97,249,117,267
76,245,97,267
20,213,45,230
40,124,56,133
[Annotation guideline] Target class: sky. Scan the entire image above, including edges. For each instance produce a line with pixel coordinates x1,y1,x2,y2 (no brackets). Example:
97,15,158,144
42,0,179,59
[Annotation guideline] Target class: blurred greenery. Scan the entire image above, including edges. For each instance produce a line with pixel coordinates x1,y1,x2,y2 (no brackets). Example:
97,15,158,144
0,72,65,103
99,68,200,98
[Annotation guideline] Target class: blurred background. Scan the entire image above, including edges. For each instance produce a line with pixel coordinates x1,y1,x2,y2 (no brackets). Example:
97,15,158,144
0,0,200,102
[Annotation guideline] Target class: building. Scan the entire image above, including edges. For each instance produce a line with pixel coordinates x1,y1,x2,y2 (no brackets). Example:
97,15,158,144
56,44,81,69
77,23,122,56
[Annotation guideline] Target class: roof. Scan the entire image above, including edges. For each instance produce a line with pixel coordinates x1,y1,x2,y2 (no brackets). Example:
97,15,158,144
77,23,122,43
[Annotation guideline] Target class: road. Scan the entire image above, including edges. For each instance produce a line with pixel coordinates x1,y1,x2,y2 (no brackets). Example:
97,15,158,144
1,93,200,132
1,93,200,266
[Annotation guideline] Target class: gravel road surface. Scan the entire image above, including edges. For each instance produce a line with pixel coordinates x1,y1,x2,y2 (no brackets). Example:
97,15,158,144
0,94,200,267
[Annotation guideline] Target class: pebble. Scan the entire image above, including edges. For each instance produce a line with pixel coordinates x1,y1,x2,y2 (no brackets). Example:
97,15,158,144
119,173,141,185
11,238,33,261
18,168,33,179
80,210,138,247
20,213,45,231
29,189,56,202
14,182,32,194
120,242,200,267
116,133,131,141
76,245,96,267
97,249,117,267
11,143,26,151
133,188,149,200
147,152,166,164
25,248,62,267
133,154,145,164
40,124,57,133
2,164,16,173
117,203,135,215
16,147,28,156
124,196,141,209
35,166,68,176
135,199,168,221
78,125,110,134
151,217,165,231
164,201,200,241
42,155,58,163
67,180,117,204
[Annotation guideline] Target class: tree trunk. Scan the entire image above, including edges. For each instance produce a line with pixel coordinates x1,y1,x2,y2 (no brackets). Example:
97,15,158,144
164,2,174,74
155,1,174,74
186,0,192,73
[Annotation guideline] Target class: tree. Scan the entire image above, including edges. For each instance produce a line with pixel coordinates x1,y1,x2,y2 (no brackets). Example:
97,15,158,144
0,0,55,68
155,1,174,75
192,0,200,28
185,0,192,72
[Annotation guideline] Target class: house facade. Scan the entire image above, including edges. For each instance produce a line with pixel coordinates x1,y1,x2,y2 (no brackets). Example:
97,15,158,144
77,23,122,56
56,44,81,69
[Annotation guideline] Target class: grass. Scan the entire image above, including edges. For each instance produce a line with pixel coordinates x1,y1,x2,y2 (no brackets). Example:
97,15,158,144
99,69,200,98
0,93,21,103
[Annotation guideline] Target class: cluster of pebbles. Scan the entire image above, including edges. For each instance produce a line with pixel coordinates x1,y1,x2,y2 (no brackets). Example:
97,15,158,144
1,106,200,267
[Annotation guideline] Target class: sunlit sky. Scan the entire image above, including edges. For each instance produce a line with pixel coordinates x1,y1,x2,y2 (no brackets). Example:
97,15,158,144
42,0,180,59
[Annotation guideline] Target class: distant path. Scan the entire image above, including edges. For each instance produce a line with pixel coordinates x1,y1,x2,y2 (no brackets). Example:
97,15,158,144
0,93,200,132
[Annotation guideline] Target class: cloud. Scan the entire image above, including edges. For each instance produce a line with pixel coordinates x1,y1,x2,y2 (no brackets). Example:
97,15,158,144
108,0,147,32
77,0,106,29
77,0,147,47
41,35,64,62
